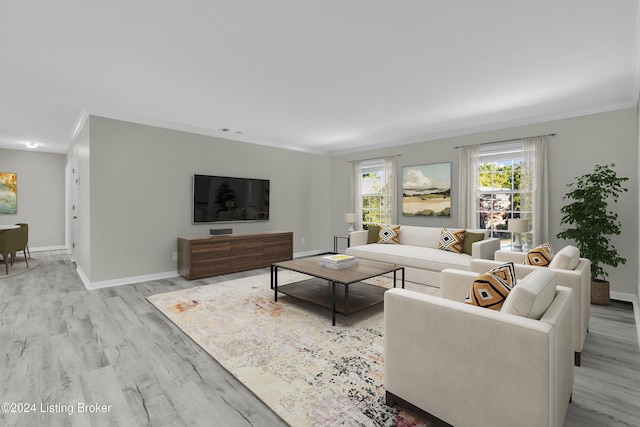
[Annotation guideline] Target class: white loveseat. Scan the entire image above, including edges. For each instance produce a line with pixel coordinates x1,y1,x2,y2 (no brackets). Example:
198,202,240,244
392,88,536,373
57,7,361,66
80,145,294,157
470,246,591,366
385,268,574,427
346,225,500,287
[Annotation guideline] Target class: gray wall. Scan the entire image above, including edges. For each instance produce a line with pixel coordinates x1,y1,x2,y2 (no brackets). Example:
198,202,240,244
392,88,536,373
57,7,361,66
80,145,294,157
0,148,66,249
330,108,639,298
70,116,331,285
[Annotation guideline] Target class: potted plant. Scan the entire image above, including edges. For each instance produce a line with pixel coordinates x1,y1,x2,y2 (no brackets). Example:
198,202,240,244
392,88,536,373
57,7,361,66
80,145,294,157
556,163,628,305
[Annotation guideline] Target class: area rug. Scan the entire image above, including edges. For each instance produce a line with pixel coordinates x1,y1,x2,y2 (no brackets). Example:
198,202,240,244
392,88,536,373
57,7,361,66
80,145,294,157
148,271,440,426
0,257,38,279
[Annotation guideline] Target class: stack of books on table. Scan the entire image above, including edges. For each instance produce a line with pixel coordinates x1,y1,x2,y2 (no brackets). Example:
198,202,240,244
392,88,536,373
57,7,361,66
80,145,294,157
319,254,359,269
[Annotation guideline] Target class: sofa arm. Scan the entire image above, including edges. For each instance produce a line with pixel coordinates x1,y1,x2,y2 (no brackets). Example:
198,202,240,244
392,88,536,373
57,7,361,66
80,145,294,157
348,230,368,247
494,250,527,263
471,237,500,260
384,288,573,427
440,268,478,302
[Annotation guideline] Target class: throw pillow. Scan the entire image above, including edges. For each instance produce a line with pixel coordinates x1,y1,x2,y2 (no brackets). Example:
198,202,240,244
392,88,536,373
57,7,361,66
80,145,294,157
487,262,517,287
438,228,465,254
500,269,556,320
525,243,554,267
548,245,580,270
464,272,513,310
462,231,485,255
378,225,400,244
367,225,381,244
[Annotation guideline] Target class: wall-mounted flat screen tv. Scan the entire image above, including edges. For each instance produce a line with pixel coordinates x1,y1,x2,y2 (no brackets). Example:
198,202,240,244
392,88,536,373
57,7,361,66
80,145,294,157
193,174,270,223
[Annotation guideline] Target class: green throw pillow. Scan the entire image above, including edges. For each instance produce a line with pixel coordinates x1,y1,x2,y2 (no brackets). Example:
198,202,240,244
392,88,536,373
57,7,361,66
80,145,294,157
462,231,485,255
367,225,381,244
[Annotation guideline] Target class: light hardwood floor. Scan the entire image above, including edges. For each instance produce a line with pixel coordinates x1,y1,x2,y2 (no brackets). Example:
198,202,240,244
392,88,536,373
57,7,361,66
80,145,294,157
0,251,638,426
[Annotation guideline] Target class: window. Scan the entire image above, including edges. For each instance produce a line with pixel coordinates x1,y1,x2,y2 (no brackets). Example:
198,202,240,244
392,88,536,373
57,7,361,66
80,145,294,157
459,136,548,249
476,142,531,250
352,157,396,229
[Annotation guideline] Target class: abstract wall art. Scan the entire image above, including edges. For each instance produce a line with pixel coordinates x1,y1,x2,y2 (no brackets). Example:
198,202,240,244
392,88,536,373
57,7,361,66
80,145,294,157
0,172,17,214
402,162,451,217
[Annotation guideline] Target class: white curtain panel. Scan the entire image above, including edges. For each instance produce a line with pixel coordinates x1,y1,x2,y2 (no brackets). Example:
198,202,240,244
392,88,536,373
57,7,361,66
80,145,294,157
522,136,549,246
350,160,363,230
384,156,397,224
458,145,479,229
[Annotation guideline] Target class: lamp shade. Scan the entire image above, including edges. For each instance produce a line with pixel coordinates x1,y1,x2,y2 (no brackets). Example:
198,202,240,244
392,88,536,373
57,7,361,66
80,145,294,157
508,218,529,233
344,213,357,223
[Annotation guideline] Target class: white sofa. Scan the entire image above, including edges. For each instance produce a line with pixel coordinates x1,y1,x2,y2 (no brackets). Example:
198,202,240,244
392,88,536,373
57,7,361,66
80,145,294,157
346,225,500,287
385,268,574,427
470,246,590,366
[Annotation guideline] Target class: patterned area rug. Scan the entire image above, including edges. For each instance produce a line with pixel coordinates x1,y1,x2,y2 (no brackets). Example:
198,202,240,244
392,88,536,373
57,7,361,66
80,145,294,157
148,271,440,426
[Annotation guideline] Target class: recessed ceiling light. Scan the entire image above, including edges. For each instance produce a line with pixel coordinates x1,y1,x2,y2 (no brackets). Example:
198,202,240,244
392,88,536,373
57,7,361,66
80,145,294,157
24,141,39,149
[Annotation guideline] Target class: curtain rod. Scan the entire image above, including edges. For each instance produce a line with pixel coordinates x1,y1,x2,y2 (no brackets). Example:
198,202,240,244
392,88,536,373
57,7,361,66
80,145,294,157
453,133,556,149
348,154,402,163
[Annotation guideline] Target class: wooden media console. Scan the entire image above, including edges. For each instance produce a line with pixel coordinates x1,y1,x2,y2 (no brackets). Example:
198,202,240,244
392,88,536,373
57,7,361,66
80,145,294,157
178,231,293,280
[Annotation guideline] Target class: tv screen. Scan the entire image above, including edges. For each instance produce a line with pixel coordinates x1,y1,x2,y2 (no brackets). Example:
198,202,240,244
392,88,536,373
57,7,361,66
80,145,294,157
193,174,270,223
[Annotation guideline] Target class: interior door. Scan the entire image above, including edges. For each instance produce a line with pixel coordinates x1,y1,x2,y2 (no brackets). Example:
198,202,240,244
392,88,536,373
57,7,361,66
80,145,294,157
70,155,79,263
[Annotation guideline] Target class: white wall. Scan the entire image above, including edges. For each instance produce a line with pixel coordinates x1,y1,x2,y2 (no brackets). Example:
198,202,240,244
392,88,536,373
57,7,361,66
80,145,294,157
72,116,330,285
330,108,639,298
0,148,66,250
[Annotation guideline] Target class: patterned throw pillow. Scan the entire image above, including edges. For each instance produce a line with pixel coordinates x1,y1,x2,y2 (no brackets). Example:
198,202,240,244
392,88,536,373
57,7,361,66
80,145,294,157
525,243,554,267
438,228,465,254
378,224,401,244
464,272,513,310
487,262,517,287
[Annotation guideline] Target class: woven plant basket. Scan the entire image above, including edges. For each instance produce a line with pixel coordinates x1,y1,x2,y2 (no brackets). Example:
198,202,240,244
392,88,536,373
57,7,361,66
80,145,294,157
591,279,610,305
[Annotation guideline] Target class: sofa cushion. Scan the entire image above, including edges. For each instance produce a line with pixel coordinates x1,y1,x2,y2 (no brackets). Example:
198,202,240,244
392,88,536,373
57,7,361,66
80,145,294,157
346,243,472,272
501,268,556,320
462,231,485,255
438,228,465,254
525,243,554,267
548,245,580,270
367,225,381,244
397,225,442,248
464,272,512,310
378,225,400,244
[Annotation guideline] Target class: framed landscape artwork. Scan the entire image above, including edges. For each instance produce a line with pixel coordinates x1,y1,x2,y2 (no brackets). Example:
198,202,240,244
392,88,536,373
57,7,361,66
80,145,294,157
0,172,17,214
402,162,451,217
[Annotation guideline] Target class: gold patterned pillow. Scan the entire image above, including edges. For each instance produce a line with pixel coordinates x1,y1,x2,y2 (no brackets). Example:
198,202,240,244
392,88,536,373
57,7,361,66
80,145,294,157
487,262,517,287
378,224,401,244
525,243,554,267
438,228,465,254
465,272,513,310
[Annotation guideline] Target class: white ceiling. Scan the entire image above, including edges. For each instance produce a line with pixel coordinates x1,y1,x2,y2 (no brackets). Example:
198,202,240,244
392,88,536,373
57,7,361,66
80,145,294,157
1,1,639,155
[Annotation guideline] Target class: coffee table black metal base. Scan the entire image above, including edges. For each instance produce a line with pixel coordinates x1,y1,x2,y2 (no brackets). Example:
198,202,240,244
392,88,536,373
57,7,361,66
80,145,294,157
271,256,404,325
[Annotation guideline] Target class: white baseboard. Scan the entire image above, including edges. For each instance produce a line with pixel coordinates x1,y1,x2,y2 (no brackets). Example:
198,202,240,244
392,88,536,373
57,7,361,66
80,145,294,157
78,250,329,290
294,249,331,258
77,266,179,290
31,245,67,252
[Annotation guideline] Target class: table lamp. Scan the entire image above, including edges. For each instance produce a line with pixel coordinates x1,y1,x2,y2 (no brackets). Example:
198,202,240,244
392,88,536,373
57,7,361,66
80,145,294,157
508,218,529,252
345,213,356,232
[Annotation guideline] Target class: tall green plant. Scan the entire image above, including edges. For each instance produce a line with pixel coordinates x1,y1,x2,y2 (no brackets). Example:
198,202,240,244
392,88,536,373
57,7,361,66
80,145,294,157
556,164,628,280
